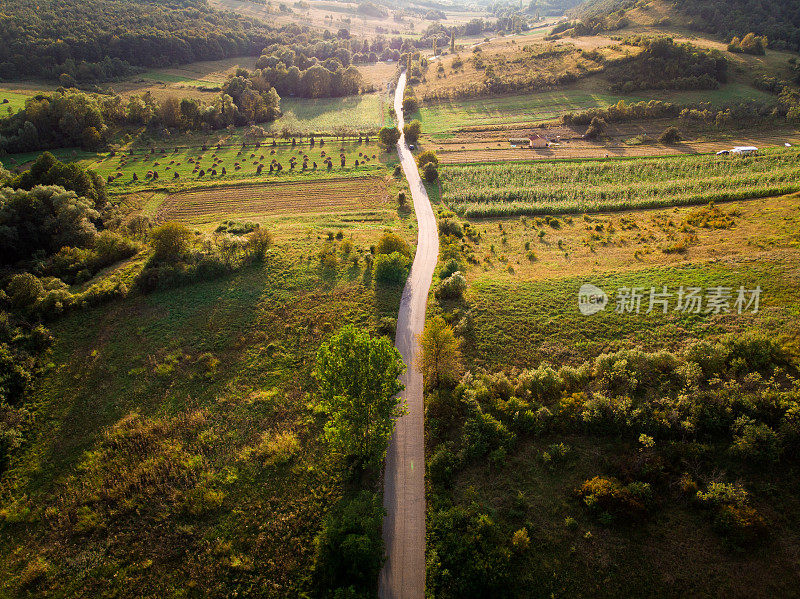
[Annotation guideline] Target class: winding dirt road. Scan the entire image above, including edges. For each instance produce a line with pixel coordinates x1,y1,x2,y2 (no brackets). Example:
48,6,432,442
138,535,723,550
379,71,438,599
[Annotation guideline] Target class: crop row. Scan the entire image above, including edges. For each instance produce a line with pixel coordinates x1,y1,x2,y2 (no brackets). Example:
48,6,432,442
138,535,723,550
440,148,800,216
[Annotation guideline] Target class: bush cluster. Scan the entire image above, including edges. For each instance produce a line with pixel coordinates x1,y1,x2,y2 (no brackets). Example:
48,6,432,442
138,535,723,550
605,37,727,94
427,335,796,473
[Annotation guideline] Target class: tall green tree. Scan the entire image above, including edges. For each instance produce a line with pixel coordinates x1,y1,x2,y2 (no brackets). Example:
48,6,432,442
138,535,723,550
315,325,406,470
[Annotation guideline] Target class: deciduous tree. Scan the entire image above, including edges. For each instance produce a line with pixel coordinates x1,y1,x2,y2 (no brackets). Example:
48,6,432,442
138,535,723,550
315,325,406,470
419,316,461,389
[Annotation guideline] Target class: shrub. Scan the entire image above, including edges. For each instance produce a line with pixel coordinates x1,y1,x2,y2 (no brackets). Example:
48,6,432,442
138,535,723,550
713,504,767,547
422,162,439,182
730,417,781,463
319,245,339,271
439,258,462,280
696,482,749,508
376,231,412,258
428,443,460,487
729,33,767,56
462,410,515,461
576,476,646,522
724,332,785,374
247,228,273,260
373,251,410,286
216,219,259,235
511,527,530,552
150,222,192,263
377,316,397,337
6,273,44,310
518,363,563,402
416,150,439,169
94,230,140,265
402,95,418,114
195,254,228,280
312,491,385,597
427,506,512,598
403,119,422,143
436,272,466,300
438,219,463,239
584,116,607,139
378,126,401,149
684,340,728,377
697,481,767,546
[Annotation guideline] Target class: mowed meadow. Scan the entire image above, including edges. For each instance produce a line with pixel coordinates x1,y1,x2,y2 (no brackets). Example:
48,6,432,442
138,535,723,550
438,147,800,216
418,82,774,136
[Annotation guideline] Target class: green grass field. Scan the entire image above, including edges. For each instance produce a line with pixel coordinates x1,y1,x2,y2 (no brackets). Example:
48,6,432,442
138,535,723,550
267,93,391,135
0,148,97,170
137,71,219,87
462,257,800,369
419,83,775,135
438,147,800,216
0,90,32,115
0,221,408,596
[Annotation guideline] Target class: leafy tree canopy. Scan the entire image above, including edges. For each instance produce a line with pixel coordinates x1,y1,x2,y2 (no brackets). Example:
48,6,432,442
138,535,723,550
315,325,405,471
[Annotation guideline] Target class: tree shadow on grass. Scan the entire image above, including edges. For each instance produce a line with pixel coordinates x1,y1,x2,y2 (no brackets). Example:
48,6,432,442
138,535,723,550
374,284,404,320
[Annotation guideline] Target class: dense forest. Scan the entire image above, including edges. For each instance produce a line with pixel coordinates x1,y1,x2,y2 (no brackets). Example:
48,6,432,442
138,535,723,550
0,0,294,82
674,0,800,52
574,0,800,52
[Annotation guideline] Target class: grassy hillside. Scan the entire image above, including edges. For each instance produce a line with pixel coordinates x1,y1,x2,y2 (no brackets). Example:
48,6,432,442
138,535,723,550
0,254,398,596
0,158,413,596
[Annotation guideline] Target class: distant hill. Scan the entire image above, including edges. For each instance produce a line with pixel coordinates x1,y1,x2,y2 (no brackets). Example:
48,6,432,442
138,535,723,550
0,0,292,82
573,0,800,52
526,0,586,17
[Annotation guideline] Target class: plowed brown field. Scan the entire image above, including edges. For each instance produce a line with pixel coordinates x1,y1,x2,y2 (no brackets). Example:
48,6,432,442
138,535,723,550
156,177,390,221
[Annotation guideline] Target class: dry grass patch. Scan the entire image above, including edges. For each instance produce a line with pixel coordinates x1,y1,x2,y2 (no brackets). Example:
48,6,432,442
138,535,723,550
448,195,800,284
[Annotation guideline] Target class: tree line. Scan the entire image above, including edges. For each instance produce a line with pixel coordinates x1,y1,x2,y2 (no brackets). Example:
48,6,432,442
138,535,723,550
0,78,282,154
252,44,364,98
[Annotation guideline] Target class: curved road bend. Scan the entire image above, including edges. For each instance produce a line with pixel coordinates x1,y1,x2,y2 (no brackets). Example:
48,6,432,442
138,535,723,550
379,71,439,599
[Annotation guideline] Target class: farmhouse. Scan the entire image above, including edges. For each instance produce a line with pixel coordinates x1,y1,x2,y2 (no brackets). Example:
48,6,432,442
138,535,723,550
509,133,550,148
